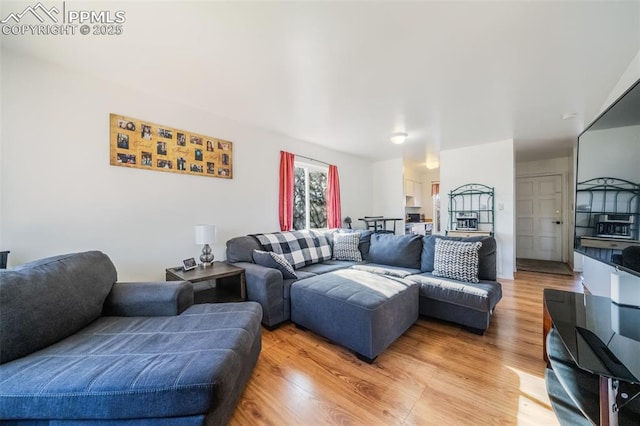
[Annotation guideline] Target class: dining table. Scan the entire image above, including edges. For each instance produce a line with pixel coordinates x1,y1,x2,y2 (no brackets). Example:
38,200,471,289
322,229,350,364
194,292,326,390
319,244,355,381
358,217,403,233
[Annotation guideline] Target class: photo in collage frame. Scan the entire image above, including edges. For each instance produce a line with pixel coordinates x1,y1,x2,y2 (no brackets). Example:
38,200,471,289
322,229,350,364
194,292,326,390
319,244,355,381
109,114,233,179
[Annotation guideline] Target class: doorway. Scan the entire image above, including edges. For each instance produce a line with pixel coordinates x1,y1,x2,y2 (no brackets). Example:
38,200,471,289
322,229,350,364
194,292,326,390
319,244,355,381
516,175,564,262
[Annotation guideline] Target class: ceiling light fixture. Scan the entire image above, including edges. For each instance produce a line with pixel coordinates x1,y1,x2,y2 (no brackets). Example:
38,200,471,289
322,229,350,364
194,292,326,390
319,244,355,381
390,132,408,145
426,159,440,170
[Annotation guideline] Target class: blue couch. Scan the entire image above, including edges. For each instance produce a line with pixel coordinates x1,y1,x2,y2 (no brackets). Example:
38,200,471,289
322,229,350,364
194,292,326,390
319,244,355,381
227,230,502,336
0,251,262,425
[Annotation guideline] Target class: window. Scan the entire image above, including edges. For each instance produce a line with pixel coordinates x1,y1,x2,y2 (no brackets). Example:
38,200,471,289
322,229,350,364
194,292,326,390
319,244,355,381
432,182,441,233
293,162,327,230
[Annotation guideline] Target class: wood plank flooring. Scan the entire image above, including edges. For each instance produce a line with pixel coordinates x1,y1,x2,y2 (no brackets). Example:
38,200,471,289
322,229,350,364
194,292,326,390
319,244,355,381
230,271,583,425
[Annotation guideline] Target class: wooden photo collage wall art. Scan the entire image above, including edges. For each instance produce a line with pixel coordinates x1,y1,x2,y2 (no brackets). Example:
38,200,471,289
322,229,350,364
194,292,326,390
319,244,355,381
109,113,233,179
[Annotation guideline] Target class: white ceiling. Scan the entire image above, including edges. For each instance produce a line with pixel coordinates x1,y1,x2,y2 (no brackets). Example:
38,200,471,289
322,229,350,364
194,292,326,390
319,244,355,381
2,1,639,171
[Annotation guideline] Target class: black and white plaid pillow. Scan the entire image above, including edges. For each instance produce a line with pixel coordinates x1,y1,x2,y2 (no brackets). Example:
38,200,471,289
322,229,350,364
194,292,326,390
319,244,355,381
254,230,331,269
332,233,362,261
432,239,482,283
252,250,297,279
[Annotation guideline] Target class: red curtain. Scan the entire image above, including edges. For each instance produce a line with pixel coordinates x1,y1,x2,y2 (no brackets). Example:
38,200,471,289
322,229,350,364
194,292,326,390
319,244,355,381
327,165,342,229
278,151,295,231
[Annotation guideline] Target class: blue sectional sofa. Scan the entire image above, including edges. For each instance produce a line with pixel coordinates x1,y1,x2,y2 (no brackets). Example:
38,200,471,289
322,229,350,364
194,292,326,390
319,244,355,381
0,251,262,425
226,229,503,361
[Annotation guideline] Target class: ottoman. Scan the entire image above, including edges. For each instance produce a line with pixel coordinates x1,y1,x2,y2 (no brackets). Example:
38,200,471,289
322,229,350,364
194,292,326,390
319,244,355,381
290,268,419,363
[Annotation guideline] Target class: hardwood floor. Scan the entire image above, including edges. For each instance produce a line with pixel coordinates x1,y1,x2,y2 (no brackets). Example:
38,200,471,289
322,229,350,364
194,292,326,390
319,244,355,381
230,271,583,425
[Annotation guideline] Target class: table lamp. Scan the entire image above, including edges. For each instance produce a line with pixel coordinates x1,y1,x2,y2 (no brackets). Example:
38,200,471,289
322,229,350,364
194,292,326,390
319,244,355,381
195,224,216,266
344,217,352,229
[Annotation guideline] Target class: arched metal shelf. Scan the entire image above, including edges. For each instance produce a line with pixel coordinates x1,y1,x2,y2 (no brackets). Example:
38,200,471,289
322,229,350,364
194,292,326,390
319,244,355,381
447,183,494,236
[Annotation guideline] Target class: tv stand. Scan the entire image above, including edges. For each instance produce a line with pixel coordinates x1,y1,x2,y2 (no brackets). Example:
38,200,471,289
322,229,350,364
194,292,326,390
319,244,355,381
543,289,640,425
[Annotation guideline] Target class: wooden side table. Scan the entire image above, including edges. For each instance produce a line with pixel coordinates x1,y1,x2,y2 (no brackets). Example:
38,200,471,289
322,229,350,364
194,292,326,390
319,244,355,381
165,262,246,304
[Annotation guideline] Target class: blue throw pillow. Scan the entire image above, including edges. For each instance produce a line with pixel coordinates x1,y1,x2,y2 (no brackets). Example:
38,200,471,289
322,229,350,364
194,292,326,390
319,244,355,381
252,250,297,279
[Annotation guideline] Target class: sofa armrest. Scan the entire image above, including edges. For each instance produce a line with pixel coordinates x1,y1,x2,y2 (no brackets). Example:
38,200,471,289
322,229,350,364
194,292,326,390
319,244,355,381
103,281,194,317
232,262,285,327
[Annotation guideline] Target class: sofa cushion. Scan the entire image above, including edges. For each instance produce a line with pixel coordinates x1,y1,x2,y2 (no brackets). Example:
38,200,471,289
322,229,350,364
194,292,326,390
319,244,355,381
357,230,374,261
0,251,117,364
368,233,422,269
351,263,422,278
432,239,482,283
254,230,331,269
226,236,262,263
475,237,497,281
283,271,317,300
407,273,502,312
421,235,497,281
0,302,263,421
332,232,363,261
296,260,355,275
253,249,297,279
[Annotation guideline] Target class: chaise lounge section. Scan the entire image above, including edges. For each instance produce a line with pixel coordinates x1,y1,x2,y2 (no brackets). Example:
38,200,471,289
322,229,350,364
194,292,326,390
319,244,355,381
0,251,263,425
407,235,502,334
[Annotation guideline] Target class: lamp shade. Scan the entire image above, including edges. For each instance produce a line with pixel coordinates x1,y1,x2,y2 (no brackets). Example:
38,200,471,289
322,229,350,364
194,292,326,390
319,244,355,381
195,224,216,245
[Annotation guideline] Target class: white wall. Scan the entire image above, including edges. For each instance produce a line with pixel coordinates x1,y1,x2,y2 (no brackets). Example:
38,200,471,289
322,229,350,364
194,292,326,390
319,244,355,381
516,156,572,264
0,50,373,280
600,49,640,115
0,53,3,252
440,139,515,279
372,158,404,234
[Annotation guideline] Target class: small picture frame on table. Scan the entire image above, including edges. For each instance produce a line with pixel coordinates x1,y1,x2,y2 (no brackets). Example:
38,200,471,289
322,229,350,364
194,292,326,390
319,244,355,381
182,258,197,271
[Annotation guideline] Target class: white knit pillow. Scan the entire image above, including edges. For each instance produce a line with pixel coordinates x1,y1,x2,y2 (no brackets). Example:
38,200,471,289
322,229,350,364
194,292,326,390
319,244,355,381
332,233,362,262
432,239,482,283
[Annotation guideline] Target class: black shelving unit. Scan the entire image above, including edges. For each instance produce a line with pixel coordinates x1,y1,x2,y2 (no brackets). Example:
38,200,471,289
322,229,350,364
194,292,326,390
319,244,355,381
447,183,494,236
575,177,640,261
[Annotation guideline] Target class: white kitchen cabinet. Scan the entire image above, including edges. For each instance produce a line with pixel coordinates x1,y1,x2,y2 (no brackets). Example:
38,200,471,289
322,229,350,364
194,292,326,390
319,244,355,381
413,182,422,207
404,179,415,197
404,180,422,207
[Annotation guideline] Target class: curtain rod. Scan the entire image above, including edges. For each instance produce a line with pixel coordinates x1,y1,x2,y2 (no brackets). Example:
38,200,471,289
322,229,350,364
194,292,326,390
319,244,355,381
295,154,331,167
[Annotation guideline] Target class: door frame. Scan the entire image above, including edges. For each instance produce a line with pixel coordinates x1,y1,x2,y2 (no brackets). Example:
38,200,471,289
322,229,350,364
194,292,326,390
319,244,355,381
516,172,569,263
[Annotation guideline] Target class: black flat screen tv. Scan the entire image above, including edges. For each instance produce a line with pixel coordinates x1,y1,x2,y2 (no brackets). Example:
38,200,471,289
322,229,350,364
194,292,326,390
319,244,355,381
574,78,640,277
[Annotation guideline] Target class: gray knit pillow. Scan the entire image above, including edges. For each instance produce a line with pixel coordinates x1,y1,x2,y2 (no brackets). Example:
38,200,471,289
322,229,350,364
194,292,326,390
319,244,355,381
332,233,362,262
432,239,482,283
252,250,297,279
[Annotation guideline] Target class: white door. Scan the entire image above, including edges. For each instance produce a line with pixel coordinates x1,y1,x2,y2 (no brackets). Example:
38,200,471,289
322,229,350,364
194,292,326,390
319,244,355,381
516,175,563,261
